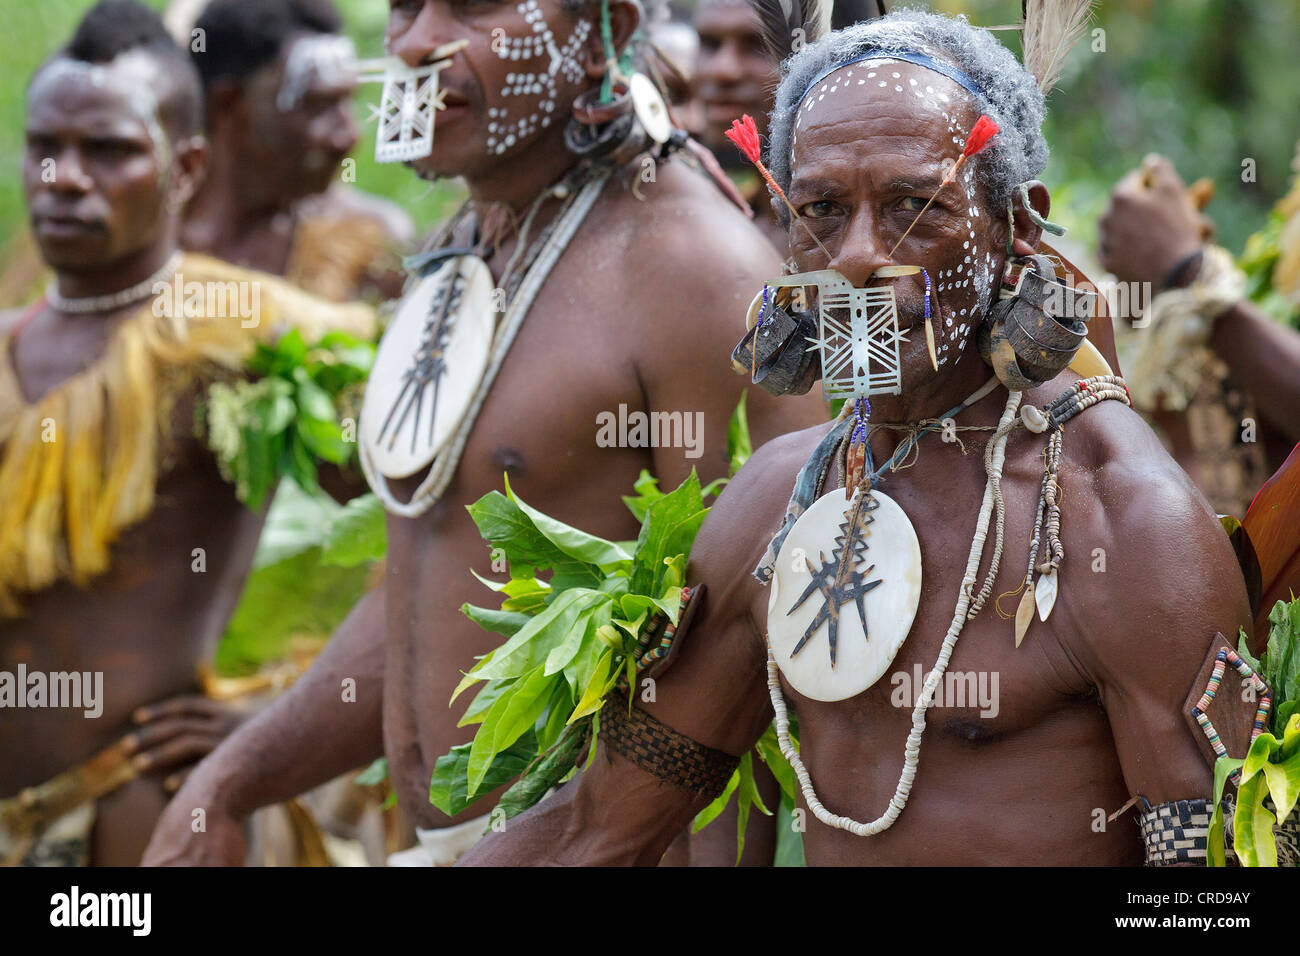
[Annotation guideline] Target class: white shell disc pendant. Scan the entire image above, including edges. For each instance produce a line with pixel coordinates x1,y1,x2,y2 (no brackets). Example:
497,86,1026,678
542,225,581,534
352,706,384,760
768,488,923,702
361,255,495,479
629,72,671,145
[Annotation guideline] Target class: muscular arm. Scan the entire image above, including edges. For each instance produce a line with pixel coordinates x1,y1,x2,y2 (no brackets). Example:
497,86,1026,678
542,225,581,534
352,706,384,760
461,448,784,865
1070,445,1254,805
142,586,386,864
1210,300,1300,444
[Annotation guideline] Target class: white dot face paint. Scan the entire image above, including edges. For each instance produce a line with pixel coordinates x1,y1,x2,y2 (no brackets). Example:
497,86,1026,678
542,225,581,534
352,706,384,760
790,56,960,173
485,0,591,157
787,60,1005,373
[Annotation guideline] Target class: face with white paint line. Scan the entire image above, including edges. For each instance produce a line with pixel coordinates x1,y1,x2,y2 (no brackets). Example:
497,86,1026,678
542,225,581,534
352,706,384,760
385,0,604,181
24,51,201,272
785,60,1033,392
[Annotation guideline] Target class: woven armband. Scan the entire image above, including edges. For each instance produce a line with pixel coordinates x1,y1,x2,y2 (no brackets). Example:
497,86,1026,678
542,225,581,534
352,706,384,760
1139,798,1216,865
598,700,739,801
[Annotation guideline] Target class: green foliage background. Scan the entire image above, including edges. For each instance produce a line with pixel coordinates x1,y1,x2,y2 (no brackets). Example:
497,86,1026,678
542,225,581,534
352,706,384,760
3,0,1300,255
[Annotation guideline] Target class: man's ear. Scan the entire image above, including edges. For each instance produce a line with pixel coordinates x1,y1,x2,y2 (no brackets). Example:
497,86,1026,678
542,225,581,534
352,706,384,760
168,135,208,211
582,0,641,79
1009,180,1050,256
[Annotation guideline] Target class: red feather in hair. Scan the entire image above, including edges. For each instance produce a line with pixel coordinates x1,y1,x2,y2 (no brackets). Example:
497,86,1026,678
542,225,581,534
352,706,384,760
962,115,999,159
725,115,763,165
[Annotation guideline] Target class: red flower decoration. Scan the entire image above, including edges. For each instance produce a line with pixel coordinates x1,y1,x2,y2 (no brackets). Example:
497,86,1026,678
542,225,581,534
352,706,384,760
725,114,762,165
961,115,999,159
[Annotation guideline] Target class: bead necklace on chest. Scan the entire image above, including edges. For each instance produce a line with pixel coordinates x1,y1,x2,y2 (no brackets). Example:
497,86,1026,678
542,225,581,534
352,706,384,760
760,374,1131,836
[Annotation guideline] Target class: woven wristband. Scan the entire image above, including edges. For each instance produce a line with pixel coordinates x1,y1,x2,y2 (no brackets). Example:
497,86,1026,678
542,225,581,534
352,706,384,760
598,699,739,800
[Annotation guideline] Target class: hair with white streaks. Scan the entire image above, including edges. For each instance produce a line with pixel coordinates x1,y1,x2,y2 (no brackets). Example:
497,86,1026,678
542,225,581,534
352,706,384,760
766,8,1047,218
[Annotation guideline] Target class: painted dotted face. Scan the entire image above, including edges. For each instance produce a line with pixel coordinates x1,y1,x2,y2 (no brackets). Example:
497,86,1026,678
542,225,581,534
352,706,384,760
486,0,590,156
385,0,593,178
786,59,1006,381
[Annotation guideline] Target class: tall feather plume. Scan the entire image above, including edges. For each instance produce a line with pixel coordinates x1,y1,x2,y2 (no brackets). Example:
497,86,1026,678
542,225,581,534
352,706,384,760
1021,0,1096,95
753,0,833,64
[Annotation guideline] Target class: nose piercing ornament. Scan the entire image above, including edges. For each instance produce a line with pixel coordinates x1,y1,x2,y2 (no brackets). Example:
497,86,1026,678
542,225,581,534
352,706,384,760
357,39,468,164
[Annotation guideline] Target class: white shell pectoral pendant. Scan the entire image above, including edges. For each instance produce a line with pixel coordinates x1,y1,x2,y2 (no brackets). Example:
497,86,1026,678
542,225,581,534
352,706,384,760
360,255,495,480
768,486,923,702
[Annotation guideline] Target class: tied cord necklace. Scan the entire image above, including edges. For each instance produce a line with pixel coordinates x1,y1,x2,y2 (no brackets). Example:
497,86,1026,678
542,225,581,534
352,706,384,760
766,374,1131,836
767,381,1023,836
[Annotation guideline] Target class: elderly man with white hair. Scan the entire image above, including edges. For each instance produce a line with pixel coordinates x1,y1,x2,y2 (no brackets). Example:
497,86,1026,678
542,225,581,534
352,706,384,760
459,8,1262,867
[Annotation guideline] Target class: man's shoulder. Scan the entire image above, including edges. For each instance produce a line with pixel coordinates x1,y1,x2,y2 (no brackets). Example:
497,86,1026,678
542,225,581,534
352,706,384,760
300,185,416,244
693,419,835,576
598,157,780,276
176,252,376,340
1030,373,1250,659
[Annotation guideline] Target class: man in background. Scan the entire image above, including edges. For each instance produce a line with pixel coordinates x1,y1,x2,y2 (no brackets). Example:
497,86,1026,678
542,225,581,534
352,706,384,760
182,0,414,303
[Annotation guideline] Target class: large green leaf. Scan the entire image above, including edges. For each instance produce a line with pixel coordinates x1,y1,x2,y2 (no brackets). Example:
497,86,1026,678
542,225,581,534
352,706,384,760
693,768,741,833
756,725,798,804
467,666,553,796
429,731,537,816
504,475,632,567
733,751,770,864
727,389,753,477
544,598,612,676
320,493,387,566
1281,712,1300,762
462,604,532,638
1233,772,1278,867
629,471,707,596
1207,755,1245,867
621,470,664,523
458,676,516,728
1261,752,1300,825
568,648,615,724
452,588,607,698
1243,727,1283,778
562,624,605,700
251,479,340,569
466,490,605,588
216,547,370,676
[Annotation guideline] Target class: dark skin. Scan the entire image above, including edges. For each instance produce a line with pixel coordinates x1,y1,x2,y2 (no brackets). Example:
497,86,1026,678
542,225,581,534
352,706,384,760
141,0,825,865
460,64,1255,866
182,32,413,300
0,53,253,866
693,0,785,252
1098,154,1300,482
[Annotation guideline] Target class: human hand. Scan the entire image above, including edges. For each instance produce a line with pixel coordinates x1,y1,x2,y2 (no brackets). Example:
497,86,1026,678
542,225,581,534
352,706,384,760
125,695,248,790
140,769,248,866
1098,154,1214,287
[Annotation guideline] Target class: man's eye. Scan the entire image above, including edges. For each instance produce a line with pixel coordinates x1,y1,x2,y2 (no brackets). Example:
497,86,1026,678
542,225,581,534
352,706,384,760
900,196,929,212
87,141,139,159
801,200,837,219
